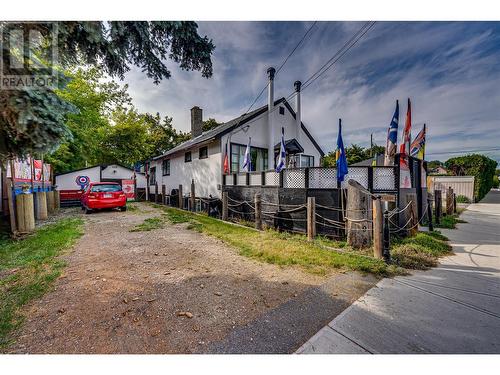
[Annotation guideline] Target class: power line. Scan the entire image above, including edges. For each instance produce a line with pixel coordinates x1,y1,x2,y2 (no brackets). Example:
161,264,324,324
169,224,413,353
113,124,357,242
244,21,317,115
302,21,377,92
426,147,500,156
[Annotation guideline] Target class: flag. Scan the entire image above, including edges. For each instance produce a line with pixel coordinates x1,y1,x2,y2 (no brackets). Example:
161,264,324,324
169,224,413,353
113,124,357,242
399,98,411,157
410,123,426,160
242,137,252,171
223,142,230,174
384,100,399,166
336,119,348,182
275,128,286,173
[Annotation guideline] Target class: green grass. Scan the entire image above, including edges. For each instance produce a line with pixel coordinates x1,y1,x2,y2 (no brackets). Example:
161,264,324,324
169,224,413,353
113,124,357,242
158,206,396,277
0,218,84,348
391,231,452,270
130,217,165,232
433,213,466,229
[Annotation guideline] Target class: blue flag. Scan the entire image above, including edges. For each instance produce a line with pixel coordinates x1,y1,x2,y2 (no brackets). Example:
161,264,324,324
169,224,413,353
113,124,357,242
275,128,286,173
336,119,348,182
242,137,252,171
384,100,399,166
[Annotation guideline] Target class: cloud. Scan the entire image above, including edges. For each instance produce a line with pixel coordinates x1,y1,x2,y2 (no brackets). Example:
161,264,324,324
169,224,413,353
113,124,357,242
122,21,500,163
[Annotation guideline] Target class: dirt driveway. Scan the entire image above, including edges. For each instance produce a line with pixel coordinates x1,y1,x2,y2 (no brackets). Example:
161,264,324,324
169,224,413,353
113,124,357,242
8,202,377,354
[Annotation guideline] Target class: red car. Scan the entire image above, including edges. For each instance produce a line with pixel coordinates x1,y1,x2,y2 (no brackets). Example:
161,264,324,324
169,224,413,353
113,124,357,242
81,182,127,214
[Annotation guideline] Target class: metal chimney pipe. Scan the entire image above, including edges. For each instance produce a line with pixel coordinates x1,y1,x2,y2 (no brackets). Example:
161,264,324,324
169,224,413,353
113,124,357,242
294,80,302,144
267,67,276,170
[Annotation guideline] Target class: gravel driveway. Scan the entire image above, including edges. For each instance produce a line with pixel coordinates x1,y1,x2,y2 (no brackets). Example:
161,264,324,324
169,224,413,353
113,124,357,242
8,202,376,353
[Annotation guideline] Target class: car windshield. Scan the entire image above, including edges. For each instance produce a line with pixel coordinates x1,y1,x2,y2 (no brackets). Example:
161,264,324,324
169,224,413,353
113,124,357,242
91,184,122,193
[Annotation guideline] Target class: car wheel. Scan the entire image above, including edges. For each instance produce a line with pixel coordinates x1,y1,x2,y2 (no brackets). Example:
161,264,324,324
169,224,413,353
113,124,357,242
84,207,92,214
120,206,127,212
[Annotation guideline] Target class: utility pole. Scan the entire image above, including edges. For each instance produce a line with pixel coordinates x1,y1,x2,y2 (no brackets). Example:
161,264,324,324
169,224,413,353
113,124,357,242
370,133,373,157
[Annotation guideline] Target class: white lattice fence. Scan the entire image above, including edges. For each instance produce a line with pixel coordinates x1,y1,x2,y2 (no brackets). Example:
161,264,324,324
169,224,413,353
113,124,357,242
309,168,338,189
283,168,306,188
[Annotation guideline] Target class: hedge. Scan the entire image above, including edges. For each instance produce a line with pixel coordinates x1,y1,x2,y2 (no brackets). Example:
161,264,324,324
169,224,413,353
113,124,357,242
445,154,498,202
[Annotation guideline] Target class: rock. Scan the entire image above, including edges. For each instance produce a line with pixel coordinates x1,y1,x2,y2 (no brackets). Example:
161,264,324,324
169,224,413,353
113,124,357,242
199,284,204,288
102,278,107,282
132,297,139,301
214,292,222,296
177,311,193,318
281,281,289,285
123,298,128,304
164,272,171,275
154,253,159,256
147,298,157,303
57,308,66,314
293,293,298,297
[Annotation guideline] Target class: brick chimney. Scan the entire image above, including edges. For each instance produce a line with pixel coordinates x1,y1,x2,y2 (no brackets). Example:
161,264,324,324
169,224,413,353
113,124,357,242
191,106,203,138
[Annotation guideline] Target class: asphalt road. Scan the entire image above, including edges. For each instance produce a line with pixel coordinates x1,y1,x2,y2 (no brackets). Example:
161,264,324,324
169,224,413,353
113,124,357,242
297,190,500,354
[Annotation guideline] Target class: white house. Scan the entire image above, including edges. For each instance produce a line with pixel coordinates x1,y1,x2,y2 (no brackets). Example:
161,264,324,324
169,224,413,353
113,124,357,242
148,67,324,198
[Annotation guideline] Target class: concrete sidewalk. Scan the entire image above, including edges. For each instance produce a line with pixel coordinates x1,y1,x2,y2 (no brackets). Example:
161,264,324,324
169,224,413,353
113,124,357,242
297,190,500,354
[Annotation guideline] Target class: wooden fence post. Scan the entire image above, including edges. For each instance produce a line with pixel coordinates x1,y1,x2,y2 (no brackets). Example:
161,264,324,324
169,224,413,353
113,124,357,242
178,184,183,209
162,185,166,205
254,193,262,230
222,191,228,221
372,196,383,259
190,179,196,212
346,180,372,248
409,198,418,237
446,186,454,215
16,193,35,233
46,190,55,215
453,193,457,214
383,210,391,263
427,195,434,232
6,179,17,234
434,190,442,224
36,191,48,220
307,196,316,241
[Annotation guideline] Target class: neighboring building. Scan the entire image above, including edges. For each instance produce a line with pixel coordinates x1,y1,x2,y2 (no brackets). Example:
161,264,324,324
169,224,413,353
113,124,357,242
148,68,324,198
427,175,475,202
428,165,448,175
55,164,146,205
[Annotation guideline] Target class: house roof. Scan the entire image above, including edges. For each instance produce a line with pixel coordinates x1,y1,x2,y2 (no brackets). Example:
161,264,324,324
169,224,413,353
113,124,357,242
152,97,324,160
55,164,135,177
274,138,304,154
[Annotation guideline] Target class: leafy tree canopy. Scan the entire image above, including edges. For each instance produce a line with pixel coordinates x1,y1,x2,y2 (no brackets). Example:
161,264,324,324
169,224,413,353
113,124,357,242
202,118,222,132
0,21,215,161
445,154,498,201
322,144,385,167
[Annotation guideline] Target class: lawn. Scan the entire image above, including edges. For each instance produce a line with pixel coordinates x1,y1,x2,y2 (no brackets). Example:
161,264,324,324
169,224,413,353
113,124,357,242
153,204,399,277
0,218,84,348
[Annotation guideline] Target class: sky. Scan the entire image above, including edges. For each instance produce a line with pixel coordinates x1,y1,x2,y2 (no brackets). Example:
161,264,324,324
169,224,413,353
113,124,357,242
122,21,500,163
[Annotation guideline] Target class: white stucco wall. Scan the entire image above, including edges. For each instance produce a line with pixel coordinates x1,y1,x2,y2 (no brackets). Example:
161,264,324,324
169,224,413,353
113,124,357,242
151,139,222,198
149,99,323,198
55,166,101,190
220,102,322,169
56,165,146,191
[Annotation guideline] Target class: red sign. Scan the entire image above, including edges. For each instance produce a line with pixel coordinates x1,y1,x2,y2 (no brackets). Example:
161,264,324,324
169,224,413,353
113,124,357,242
122,179,135,201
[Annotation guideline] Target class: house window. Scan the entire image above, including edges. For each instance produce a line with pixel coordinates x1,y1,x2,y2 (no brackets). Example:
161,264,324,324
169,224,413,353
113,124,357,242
162,159,170,176
279,106,285,115
185,151,192,163
149,166,156,185
300,154,314,167
230,143,268,173
199,146,208,159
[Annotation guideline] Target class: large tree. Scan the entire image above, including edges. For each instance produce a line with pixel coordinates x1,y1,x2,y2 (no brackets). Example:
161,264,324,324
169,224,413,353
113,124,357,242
45,68,131,172
322,144,385,167
0,21,215,161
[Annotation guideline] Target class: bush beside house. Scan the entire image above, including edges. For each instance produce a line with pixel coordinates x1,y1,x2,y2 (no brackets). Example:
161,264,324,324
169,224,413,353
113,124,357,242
445,154,497,201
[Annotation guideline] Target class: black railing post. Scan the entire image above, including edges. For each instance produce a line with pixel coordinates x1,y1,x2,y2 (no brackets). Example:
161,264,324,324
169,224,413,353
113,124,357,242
304,167,310,189
233,173,237,186
383,210,391,263
222,174,226,186
279,170,284,188
261,171,266,186
368,166,374,193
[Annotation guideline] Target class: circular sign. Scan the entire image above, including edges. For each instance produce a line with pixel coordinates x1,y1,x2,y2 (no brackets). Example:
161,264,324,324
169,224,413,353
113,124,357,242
76,175,90,188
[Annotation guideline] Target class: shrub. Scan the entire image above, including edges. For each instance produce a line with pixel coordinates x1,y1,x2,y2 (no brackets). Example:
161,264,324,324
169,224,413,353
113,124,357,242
445,154,497,201
456,195,471,204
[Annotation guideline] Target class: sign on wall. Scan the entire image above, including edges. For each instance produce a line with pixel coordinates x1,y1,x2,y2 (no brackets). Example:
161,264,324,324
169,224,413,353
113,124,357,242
75,175,90,189
122,179,135,201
